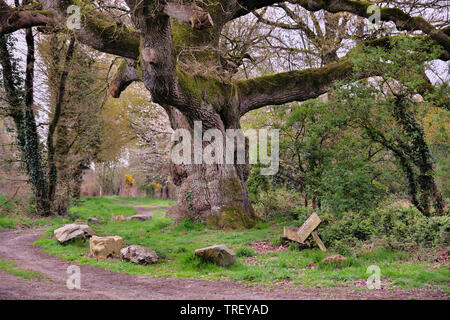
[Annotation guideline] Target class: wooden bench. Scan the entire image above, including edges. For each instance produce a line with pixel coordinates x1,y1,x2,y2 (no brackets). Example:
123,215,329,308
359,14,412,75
282,212,327,252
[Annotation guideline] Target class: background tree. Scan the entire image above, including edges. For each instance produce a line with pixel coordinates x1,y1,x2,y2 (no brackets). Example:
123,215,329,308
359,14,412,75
39,34,108,212
0,30,54,215
0,29,108,215
330,36,447,215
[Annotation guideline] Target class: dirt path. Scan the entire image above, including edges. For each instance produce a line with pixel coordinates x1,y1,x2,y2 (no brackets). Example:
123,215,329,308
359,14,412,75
113,199,169,219
0,228,448,300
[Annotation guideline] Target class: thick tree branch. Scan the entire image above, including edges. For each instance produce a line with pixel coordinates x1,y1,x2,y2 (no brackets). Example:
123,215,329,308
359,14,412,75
237,59,355,115
109,58,141,98
0,0,56,34
0,1,140,59
237,35,449,115
298,0,449,54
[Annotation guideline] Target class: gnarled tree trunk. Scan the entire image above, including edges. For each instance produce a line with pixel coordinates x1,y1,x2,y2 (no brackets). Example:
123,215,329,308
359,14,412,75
164,107,257,228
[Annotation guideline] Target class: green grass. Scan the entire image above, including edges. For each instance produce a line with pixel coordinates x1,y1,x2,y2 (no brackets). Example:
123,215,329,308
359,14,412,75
32,196,450,291
0,260,48,280
109,196,176,207
0,194,18,230
0,216,17,230
0,193,68,230
0,212,65,230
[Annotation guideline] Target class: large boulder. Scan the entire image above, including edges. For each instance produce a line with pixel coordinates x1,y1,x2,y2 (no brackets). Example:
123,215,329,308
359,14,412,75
194,244,236,267
89,236,123,258
120,245,158,264
54,224,94,244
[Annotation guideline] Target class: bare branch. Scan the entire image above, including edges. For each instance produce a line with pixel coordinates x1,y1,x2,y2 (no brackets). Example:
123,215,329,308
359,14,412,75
232,0,450,55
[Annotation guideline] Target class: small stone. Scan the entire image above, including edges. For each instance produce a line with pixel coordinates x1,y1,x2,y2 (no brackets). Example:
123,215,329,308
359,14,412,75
87,217,101,224
194,244,236,267
322,254,347,264
120,245,158,264
54,224,94,244
127,214,152,221
89,236,123,258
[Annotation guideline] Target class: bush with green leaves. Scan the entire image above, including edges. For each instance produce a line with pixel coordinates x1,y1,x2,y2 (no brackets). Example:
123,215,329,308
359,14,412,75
318,207,449,251
235,247,256,257
175,218,205,232
319,162,387,215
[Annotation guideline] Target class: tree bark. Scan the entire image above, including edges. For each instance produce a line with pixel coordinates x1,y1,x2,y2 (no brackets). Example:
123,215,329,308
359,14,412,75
46,36,75,211
164,107,258,228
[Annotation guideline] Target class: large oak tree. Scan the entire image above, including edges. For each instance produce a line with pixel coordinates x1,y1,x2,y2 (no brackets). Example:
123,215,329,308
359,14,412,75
1,0,448,224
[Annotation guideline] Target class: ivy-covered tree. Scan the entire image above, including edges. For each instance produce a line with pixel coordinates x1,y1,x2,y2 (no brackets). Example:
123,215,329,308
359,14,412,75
39,34,108,211
0,29,107,215
330,36,448,215
0,31,53,215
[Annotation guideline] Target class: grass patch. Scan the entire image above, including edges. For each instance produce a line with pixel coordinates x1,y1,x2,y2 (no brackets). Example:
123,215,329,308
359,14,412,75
0,260,47,280
236,247,256,257
32,196,450,290
0,217,17,230
110,196,176,206
0,193,68,230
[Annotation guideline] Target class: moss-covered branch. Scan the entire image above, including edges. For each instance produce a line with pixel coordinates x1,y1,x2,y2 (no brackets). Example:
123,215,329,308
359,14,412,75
0,0,141,59
237,60,355,115
60,0,140,59
237,31,449,116
0,0,56,34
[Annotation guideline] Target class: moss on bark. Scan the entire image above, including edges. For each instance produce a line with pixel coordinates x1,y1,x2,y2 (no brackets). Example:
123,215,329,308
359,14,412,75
176,68,230,108
207,206,258,230
237,60,352,98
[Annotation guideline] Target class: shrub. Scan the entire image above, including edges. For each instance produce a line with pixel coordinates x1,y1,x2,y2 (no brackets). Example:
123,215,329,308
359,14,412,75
319,163,387,215
176,218,205,232
236,247,256,257
252,186,307,219
318,207,450,250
